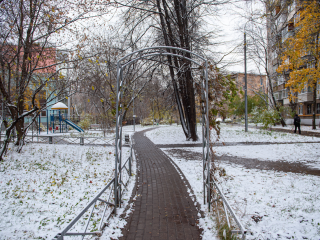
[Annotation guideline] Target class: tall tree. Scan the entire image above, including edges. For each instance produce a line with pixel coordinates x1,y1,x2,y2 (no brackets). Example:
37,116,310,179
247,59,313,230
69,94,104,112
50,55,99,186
113,0,224,141
0,0,106,159
277,0,320,129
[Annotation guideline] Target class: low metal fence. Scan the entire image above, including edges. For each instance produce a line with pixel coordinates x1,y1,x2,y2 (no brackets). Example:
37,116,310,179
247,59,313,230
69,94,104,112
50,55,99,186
211,178,247,239
52,139,134,240
0,135,116,146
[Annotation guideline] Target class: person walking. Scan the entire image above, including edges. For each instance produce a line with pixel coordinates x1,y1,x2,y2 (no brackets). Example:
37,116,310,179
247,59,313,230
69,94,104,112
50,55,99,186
294,114,301,134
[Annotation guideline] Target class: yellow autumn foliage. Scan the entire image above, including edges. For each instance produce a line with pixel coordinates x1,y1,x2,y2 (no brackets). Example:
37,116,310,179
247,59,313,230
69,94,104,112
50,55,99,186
277,0,320,100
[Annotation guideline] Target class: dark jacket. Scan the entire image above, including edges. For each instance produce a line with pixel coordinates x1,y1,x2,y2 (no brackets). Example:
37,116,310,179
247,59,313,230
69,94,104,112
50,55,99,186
294,116,301,126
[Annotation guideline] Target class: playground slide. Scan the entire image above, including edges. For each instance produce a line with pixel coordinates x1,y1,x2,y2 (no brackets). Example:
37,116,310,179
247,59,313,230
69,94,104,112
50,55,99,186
64,119,84,132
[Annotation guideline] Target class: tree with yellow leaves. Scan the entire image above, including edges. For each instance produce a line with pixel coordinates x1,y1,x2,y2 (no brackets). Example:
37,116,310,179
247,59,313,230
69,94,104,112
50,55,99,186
278,0,320,129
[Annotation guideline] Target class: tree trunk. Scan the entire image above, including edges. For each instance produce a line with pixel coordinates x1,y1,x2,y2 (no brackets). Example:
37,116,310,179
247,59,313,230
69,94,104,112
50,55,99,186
15,118,25,145
156,0,198,141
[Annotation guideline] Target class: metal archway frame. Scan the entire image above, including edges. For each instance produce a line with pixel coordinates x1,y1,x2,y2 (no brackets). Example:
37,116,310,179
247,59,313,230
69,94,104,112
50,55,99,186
114,46,211,212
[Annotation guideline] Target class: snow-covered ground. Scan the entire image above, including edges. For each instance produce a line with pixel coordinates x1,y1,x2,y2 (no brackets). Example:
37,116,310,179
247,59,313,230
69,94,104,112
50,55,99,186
145,124,320,144
146,124,320,239
0,124,156,239
216,124,320,143
2,123,320,239
271,124,320,133
0,143,134,239
145,125,202,144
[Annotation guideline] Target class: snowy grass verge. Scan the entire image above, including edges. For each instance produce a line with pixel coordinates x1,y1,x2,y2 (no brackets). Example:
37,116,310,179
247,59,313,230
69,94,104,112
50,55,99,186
145,125,202,144
145,124,318,145
215,124,319,143
0,143,135,239
215,143,320,169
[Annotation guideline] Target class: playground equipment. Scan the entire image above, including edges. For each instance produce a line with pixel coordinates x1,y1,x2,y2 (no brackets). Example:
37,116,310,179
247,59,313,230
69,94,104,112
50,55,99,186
47,102,84,134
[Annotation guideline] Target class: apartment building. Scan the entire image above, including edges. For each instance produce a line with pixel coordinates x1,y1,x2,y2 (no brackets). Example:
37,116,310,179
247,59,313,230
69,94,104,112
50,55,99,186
267,0,320,125
231,72,267,96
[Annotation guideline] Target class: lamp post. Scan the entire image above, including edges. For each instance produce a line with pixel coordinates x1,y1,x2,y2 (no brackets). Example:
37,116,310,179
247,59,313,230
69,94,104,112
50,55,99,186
244,30,248,132
152,99,154,127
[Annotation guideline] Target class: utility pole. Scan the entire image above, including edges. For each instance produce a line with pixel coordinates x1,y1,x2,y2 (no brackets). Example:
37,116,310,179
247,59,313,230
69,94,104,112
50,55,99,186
152,99,154,127
244,32,248,132
133,87,135,132
67,62,70,120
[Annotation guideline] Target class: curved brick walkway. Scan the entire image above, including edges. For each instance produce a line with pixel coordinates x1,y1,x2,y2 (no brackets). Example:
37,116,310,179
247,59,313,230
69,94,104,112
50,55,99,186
119,130,202,240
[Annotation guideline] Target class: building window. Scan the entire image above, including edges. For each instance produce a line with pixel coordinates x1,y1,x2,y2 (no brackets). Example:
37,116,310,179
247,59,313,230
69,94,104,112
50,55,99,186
298,105,303,115
307,104,312,114
260,77,263,85
41,111,46,117
301,84,307,93
317,103,320,114
277,76,284,85
275,5,281,15
288,0,296,12
288,21,294,31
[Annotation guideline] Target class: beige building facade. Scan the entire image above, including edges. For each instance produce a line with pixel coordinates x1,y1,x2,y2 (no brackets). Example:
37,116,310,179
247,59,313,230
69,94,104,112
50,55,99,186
231,72,267,97
267,0,320,125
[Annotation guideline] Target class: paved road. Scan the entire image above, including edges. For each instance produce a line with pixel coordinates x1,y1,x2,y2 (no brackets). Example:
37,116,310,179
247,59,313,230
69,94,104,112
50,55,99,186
119,130,202,240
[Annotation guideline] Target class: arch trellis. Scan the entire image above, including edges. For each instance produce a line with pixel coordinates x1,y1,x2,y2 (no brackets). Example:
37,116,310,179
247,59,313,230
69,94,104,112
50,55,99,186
114,46,210,211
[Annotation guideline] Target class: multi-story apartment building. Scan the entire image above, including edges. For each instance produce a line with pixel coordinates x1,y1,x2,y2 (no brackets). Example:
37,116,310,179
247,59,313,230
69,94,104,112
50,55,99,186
267,0,320,125
231,72,267,96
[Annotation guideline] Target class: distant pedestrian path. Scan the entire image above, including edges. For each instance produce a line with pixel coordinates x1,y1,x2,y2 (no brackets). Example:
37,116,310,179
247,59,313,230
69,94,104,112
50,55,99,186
120,129,202,240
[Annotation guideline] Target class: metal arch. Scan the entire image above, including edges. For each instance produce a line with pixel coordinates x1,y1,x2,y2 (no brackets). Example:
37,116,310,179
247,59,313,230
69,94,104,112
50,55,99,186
117,46,207,63
114,46,211,212
122,53,203,69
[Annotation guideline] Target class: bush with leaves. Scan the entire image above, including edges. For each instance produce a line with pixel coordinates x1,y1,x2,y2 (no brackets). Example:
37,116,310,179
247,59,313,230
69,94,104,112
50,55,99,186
252,107,282,129
279,106,295,120
78,114,93,130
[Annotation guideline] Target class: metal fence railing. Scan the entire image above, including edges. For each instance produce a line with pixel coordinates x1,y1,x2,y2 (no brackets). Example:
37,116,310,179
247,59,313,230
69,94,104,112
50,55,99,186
52,139,133,240
210,177,247,239
0,135,116,146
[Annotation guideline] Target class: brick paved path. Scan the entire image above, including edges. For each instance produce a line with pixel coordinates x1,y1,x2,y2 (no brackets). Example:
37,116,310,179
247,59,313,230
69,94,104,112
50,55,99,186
119,130,202,240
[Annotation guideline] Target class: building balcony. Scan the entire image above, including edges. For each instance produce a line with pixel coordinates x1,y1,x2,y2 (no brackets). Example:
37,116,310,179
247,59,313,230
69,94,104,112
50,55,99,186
283,98,290,105
298,92,313,102
282,31,294,43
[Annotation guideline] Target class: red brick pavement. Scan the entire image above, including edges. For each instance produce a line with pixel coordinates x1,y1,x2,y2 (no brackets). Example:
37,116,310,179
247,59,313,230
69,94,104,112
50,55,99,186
119,130,202,240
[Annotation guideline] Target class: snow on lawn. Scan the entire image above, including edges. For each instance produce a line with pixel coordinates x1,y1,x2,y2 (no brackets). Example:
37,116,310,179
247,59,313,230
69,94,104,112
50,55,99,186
145,124,319,145
219,162,320,239
0,143,134,240
271,124,320,133
215,143,320,169
145,125,202,144
146,125,320,239
216,124,319,143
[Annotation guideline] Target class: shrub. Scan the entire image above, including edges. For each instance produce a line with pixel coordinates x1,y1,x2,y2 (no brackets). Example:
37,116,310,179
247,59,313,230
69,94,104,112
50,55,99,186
252,107,281,129
78,114,92,130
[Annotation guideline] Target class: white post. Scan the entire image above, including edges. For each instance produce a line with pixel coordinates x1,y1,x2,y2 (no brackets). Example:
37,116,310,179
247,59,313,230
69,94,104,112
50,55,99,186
67,62,70,119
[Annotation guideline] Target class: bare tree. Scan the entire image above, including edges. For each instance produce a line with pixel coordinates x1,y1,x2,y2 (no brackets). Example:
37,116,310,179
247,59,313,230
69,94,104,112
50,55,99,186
238,0,294,126
111,0,227,141
0,0,108,160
